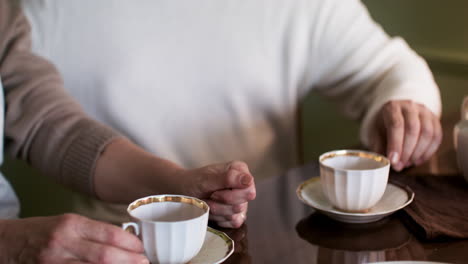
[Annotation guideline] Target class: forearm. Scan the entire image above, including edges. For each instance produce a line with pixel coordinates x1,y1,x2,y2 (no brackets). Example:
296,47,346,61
95,139,256,229
94,138,187,203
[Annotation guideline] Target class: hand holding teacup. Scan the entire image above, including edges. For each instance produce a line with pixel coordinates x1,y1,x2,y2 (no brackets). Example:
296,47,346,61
120,161,255,263
123,195,209,264
370,100,442,171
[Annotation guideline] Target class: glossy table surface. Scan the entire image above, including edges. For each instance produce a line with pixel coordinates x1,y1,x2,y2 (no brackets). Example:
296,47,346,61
216,113,468,264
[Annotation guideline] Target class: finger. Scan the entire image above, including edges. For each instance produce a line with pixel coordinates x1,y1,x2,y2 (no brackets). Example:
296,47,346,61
399,103,421,167
420,116,443,163
210,184,256,205
228,161,251,175
216,213,246,229
78,217,144,253
71,240,149,264
383,102,405,170
209,214,233,222
206,200,247,216
410,109,434,165
224,161,254,189
201,161,254,192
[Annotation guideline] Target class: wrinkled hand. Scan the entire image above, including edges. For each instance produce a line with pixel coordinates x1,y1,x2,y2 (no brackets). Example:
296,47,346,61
180,161,256,228
370,100,442,171
0,214,149,264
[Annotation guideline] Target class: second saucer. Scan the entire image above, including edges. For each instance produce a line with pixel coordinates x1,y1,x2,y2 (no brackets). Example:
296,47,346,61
297,177,414,224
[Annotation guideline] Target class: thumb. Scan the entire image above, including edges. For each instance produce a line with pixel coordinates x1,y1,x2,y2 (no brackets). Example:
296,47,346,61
202,161,253,193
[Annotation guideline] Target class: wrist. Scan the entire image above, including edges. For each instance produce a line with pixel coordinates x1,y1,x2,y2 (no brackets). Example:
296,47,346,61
143,156,188,195
170,167,197,196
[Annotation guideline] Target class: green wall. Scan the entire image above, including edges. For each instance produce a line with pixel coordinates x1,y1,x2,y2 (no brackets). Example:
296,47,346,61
363,0,468,62
3,0,468,217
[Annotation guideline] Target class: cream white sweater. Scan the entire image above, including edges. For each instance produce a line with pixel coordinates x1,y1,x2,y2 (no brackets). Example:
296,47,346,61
22,0,441,220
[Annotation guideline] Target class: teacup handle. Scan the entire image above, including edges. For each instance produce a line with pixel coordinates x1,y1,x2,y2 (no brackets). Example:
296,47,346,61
122,222,140,236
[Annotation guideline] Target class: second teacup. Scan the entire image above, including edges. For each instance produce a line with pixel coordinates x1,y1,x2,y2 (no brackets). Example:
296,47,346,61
122,194,209,264
319,150,390,213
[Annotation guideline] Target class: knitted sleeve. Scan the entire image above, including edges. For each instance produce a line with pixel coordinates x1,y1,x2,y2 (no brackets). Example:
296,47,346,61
0,0,122,196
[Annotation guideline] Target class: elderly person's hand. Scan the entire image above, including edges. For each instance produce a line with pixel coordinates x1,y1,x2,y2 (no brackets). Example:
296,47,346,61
180,161,256,228
369,100,442,171
0,214,149,264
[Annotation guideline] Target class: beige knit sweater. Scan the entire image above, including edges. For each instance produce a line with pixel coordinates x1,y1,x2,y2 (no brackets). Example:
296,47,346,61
0,0,121,196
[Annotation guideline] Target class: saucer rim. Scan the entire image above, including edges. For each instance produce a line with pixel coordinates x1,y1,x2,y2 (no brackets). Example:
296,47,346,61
296,177,415,217
191,227,235,264
207,226,235,263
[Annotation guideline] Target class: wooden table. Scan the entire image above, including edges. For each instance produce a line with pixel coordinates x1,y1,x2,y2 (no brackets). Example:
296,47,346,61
216,113,467,264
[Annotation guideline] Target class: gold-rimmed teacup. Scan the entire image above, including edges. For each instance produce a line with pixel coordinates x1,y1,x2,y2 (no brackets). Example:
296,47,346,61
320,150,390,213
122,194,209,264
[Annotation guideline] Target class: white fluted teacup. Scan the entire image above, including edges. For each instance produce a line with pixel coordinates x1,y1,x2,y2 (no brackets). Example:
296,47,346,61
320,150,390,213
122,195,209,264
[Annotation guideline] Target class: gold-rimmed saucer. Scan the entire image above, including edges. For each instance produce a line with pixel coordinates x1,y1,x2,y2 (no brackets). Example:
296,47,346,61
190,227,234,264
297,177,414,224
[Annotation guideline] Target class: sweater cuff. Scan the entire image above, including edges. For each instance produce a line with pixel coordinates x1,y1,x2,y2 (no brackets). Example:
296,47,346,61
61,122,122,197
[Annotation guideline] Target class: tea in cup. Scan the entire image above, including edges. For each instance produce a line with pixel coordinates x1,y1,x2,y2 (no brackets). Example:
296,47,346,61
319,150,390,213
122,194,209,264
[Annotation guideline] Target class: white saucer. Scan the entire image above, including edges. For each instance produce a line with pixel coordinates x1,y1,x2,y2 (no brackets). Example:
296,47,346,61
297,177,414,224
190,227,235,264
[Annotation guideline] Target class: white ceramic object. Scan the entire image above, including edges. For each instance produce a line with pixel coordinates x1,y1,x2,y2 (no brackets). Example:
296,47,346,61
454,96,468,182
122,195,209,264
297,177,414,224
190,227,235,264
319,150,390,212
